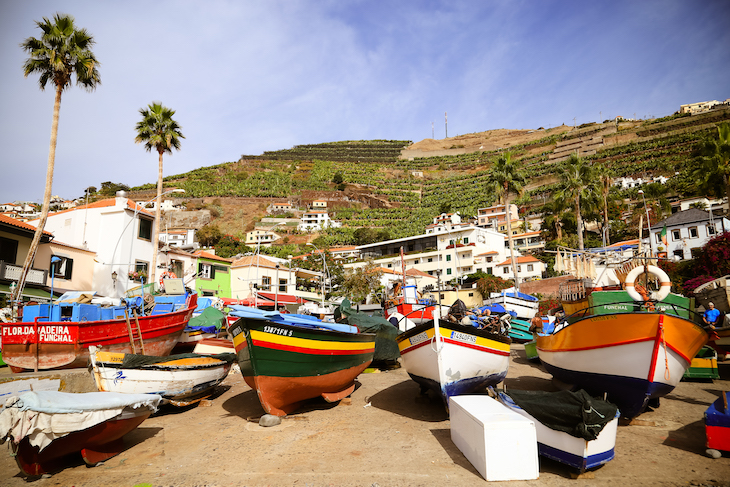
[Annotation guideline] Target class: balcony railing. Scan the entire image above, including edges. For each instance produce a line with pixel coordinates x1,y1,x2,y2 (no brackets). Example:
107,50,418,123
0,261,48,286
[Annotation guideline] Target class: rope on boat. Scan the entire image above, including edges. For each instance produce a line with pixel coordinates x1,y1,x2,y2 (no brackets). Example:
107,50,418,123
659,314,670,381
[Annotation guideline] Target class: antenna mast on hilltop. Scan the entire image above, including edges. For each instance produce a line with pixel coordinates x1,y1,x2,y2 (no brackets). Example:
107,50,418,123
445,112,448,139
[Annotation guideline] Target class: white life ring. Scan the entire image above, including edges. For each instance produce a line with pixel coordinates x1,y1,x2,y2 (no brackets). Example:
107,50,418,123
159,271,177,287
624,265,671,302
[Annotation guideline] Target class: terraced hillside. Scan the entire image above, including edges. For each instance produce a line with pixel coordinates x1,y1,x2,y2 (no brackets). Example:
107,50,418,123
132,107,730,244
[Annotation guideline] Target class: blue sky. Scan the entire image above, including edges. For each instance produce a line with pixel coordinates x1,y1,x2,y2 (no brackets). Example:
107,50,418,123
1,0,728,203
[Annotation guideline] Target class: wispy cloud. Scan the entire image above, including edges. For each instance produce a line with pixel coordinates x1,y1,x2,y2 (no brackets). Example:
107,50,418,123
1,0,727,202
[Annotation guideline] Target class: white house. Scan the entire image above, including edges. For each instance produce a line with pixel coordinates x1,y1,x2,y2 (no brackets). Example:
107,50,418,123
476,204,518,229
298,211,341,232
649,209,730,260
245,229,282,248
27,193,157,298
495,255,545,281
230,254,320,306
348,220,539,290
159,228,197,248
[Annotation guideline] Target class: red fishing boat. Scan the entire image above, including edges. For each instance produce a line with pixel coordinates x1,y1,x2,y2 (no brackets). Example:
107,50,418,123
1,293,197,372
1,391,160,476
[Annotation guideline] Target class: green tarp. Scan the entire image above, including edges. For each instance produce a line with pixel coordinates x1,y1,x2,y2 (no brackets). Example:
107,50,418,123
503,389,619,441
186,306,226,333
336,299,400,362
117,352,237,369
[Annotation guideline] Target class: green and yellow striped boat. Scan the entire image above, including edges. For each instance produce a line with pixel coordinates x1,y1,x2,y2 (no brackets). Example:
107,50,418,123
229,317,376,416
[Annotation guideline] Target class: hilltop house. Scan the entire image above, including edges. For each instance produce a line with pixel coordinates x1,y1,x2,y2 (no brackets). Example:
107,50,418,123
476,204,518,229
298,211,341,232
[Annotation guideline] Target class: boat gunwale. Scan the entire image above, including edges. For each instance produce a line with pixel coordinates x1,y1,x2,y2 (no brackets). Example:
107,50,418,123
395,318,511,346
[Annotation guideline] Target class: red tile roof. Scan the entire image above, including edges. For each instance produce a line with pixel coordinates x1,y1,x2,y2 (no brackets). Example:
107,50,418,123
0,214,53,237
192,250,233,263
496,255,541,266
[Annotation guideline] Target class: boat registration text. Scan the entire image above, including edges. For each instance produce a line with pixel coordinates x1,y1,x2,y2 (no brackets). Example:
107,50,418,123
450,331,477,344
264,325,293,337
409,331,429,346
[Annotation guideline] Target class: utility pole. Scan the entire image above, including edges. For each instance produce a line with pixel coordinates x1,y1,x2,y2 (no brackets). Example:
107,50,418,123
431,122,434,139
445,112,448,139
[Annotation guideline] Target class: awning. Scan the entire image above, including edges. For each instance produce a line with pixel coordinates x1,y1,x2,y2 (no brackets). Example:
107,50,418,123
0,282,53,301
256,292,309,304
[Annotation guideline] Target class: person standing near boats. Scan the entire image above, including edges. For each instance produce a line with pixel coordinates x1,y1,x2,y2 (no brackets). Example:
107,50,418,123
703,302,721,329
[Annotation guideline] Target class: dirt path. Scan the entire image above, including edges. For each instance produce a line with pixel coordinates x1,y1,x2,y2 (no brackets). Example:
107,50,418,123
2,346,729,486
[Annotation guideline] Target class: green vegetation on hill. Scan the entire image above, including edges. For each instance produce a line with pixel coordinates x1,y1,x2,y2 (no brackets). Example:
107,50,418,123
125,108,730,247
258,139,411,163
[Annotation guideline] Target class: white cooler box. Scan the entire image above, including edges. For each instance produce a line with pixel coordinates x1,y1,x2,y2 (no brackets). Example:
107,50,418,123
450,395,539,481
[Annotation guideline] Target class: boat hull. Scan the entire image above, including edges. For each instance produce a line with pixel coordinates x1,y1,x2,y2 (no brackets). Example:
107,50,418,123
91,351,233,406
536,312,708,418
229,317,376,416
396,320,510,406
1,295,197,371
385,302,449,325
499,393,620,472
12,406,153,476
484,292,539,320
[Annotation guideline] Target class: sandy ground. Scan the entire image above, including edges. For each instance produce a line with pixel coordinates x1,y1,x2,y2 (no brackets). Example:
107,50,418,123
1,345,729,487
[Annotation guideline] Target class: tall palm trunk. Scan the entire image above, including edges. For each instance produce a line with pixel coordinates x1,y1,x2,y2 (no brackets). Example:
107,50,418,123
602,190,610,246
150,150,164,286
575,196,584,250
12,86,62,309
505,190,519,291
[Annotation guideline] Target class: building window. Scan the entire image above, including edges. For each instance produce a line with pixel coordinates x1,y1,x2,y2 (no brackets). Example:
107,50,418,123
463,237,469,244
414,259,419,264
527,264,534,272
446,268,452,275
261,276,271,291
446,255,451,262
708,224,716,235
0,236,18,264
279,278,287,292
428,271,434,275
672,229,681,241
428,258,433,263
130,261,149,282
487,256,493,263
487,267,492,275
689,226,699,238
503,267,509,274
517,265,522,272
387,263,392,268
199,263,212,279
51,256,73,280
673,249,683,259
138,218,152,241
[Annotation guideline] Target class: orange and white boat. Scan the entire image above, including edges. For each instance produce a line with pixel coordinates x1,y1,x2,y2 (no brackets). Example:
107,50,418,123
537,266,709,418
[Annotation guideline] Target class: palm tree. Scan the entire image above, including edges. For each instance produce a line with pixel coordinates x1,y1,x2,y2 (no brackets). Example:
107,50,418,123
486,152,527,289
556,154,598,250
596,165,614,246
135,102,184,286
693,122,730,215
12,14,100,305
